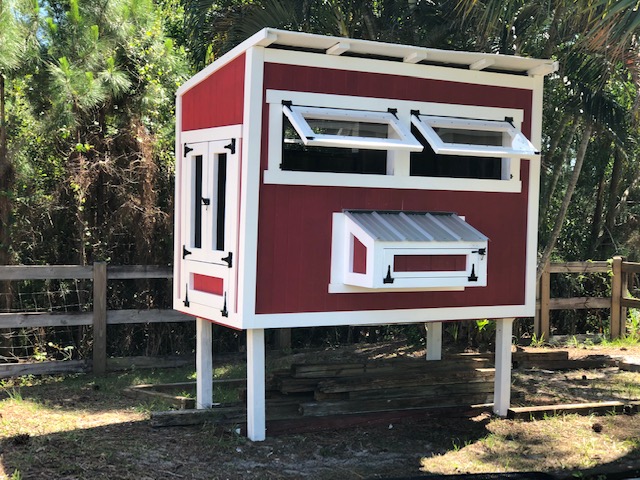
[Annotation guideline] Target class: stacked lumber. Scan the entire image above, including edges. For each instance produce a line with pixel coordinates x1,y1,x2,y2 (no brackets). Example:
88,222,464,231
267,355,495,417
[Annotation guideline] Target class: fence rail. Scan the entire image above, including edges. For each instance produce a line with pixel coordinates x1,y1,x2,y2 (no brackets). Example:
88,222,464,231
1,258,638,378
535,256,638,341
0,262,192,378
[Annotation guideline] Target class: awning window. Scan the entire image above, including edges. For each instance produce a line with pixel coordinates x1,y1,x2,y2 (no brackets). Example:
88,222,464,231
283,105,423,152
411,114,539,159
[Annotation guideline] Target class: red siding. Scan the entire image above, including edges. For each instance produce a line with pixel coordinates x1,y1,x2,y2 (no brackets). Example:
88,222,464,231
394,255,466,272
263,63,532,137
254,62,534,314
182,54,245,131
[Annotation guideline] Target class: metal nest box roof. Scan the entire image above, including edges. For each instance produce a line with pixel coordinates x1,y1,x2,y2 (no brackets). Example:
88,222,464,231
344,210,488,243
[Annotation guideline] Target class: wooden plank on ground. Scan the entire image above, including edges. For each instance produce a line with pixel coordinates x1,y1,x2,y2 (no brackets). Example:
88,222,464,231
150,405,246,427
619,361,640,372
300,393,493,417
291,357,490,379
347,380,494,401
507,401,625,420
106,355,194,371
513,350,569,361
317,368,495,394
0,360,88,378
124,386,195,409
0,312,92,328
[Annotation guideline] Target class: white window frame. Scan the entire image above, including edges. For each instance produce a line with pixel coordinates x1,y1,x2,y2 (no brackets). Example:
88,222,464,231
411,114,539,159
264,90,532,193
283,105,423,151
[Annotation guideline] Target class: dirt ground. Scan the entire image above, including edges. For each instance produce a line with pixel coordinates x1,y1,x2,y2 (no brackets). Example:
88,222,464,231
1,342,640,480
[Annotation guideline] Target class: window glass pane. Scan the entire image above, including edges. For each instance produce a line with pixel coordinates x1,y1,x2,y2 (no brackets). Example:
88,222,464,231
410,126,502,180
215,153,227,251
434,128,503,147
283,116,387,174
193,155,203,248
306,118,389,139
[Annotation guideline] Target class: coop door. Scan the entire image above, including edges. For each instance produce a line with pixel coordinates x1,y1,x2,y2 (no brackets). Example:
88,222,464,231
180,138,239,318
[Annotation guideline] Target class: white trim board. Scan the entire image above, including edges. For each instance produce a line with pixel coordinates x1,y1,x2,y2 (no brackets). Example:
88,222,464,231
244,303,534,329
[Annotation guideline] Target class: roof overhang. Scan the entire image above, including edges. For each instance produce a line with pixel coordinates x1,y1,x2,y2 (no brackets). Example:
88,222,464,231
178,28,558,97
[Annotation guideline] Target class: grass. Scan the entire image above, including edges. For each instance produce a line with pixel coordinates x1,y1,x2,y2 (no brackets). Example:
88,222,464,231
420,413,640,475
1,343,640,479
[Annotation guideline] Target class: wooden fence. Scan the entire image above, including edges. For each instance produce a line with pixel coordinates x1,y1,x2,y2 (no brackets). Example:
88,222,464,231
535,256,638,341
0,258,638,378
0,263,191,378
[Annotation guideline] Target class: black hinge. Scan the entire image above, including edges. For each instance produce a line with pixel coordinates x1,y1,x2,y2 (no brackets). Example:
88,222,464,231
505,116,514,126
182,245,192,259
387,108,398,118
468,264,478,282
221,293,228,317
383,265,394,284
224,138,236,154
473,248,486,257
201,197,210,206
183,284,190,307
222,252,233,268
184,144,193,157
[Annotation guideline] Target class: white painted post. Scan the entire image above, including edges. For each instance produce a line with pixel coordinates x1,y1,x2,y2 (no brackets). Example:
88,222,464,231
196,318,213,409
425,322,442,361
493,317,514,416
246,328,266,441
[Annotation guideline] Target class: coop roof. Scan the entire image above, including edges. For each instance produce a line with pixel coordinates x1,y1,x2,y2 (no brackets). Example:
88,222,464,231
344,210,488,243
179,28,558,96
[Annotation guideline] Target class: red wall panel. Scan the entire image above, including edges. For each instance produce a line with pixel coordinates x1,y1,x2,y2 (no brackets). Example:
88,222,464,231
182,54,246,131
254,62,533,314
394,255,466,272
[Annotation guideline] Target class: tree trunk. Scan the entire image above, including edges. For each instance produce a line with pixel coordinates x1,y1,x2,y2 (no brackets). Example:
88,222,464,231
540,117,579,222
0,72,14,357
588,170,606,257
537,122,594,281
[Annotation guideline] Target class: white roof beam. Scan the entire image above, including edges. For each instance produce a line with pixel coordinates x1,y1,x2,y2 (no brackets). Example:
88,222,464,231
527,61,559,76
326,42,350,56
403,51,427,64
469,58,495,71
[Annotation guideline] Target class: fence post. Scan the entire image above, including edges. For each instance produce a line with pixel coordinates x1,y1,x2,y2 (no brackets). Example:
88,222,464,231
92,262,107,375
274,328,291,351
537,265,551,342
611,256,624,339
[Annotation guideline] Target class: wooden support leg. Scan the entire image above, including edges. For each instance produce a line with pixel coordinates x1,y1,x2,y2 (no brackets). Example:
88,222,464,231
196,318,213,409
246,328,266,441
426,322,442,361
493,318,514,417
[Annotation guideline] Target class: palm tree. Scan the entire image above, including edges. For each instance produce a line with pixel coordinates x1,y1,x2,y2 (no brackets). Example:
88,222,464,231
456,0,640,275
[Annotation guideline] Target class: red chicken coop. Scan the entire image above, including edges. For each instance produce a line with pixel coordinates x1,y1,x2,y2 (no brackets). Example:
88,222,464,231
173,28,557,440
